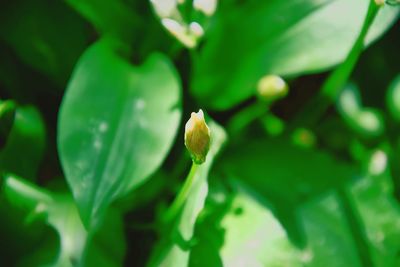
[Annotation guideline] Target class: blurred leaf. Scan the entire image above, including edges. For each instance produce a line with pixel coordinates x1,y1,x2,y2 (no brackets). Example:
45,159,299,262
65,0,140,44
386,74,400,121
0,105,46,180
349,161,400,266
190,180,362,267
192,0,399,110
0,0,89,86
58,39,182,229
298,193,362,267
216,137,358,247
218,138,355,211
148,121,227,267
2,174,126,267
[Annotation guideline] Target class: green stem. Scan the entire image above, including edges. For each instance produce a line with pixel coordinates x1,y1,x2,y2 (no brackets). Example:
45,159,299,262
289,0,380,130
163,162,199,223
2,173,53,210
227,100,270,137
337,186,374,267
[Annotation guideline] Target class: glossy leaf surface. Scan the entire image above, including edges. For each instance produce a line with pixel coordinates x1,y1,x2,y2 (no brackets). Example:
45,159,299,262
58,40,182,228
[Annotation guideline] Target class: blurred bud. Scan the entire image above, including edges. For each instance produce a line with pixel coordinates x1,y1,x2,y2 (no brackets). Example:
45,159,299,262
355,108,384,137
260,114,285,136
368,150,387,176
374,0,385,5
292,128,316,148
338,84,384,138
150,0,178,18
338,84,361,116
161,18,196,48
193,0,217,16
184,109,211,164
257,75,288,102
189,22,204,38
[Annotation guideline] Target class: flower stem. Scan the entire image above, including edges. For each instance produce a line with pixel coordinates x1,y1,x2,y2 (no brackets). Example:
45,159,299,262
289,0,380,130
163,162,199,223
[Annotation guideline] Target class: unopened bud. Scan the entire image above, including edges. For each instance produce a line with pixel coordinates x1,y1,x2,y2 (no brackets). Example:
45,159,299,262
150,0,178,18
374,0,385,5
189,22,204,38
184,109,211,164
368,150,387,175
257,75,288,102
161,18,197,48
193,0,217,16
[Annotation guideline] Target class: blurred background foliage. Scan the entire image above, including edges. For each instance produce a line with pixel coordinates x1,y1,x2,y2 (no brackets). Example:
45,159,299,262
0,0,399,266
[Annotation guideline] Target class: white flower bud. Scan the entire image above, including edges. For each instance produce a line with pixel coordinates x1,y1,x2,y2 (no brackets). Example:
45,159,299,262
189,22,204,38
193,0,217,16
161,18,197,48
184,109,211,164
150,0,178,18
257,75,289,102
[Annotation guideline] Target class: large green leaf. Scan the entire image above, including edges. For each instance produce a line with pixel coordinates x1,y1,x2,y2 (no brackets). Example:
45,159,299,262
191,0,399,110
189,180,362,267
148,121,227,267
217,138,357,245
0,0,89,86
217,187,303,267
2,174,126,267
58,40,182,229
213,138,400,266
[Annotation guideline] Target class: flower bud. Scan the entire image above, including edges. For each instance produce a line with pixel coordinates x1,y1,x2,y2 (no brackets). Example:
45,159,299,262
161,18,197,48
257,75,288,102
193,0,217,16
374,0,385,5
184,109,211,164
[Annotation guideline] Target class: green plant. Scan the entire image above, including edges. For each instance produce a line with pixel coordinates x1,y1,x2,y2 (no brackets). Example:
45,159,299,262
0,0,399,266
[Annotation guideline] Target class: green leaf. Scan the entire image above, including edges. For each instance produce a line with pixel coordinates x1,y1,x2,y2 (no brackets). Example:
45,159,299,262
216,186,303,267
65,0,140,44
58,40,182,229
0,105,46,180
214,137,363,257
213,138,400,266
0,0,89,85
148,121,227,267
349,160,400,266
219,138,355,211
2,174,126,267
191,0,399,110
298,193,362,267
190,180,362,267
